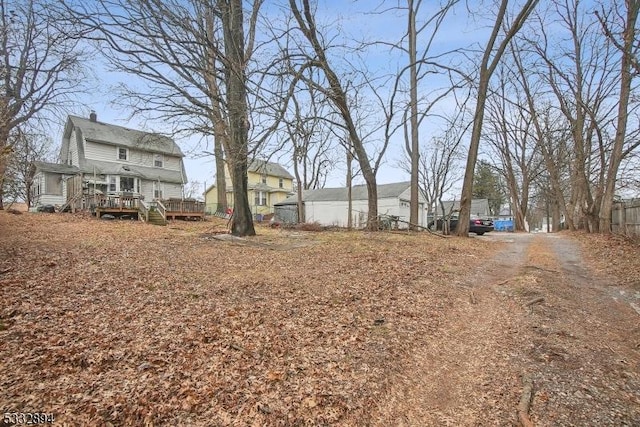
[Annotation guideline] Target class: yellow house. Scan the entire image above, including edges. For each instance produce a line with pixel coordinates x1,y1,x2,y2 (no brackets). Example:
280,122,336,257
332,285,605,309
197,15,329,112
204,159,294,217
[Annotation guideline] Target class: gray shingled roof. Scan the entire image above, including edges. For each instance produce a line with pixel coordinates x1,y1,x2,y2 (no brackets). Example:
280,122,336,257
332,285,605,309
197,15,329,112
82,159,185,184
276,181,411,205
249,159,293,179
68,115,184,157
32,161,80,174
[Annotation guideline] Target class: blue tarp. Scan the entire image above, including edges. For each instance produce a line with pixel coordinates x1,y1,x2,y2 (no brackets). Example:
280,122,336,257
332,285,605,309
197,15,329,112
494,219,514,232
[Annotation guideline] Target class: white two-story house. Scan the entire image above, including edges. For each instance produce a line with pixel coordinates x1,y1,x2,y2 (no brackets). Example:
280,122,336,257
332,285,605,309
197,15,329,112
32,112,187,211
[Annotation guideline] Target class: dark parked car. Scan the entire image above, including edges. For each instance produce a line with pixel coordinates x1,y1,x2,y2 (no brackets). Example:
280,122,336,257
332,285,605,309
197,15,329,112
429,216,494,235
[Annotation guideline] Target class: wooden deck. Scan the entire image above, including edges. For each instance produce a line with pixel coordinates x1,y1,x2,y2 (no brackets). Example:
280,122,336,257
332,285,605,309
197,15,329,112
91,195,205,221
158,199,206,220
95,195,141,219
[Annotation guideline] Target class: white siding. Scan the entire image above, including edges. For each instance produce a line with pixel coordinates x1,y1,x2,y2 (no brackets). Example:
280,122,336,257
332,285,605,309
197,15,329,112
85,140,118,163
303,196,424,228
139,180,182,200
397,188,426,227
164,183,183,199
85,140,183,172
378,197,399,217
140,180,153,202
68,129,79,166
37,194,66,207
163,155,182,172
305,200,368,228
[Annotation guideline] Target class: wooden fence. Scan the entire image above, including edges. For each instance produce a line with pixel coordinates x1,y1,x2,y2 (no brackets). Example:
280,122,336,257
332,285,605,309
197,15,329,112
612,200,640,237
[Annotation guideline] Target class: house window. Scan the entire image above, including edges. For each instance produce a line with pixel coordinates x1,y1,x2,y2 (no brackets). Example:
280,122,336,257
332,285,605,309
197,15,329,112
261,175,267,184
154,154,163,168
118,147,128,161
279,178,283,189
254,191,267,206
120,177,136,193
109,176,116,192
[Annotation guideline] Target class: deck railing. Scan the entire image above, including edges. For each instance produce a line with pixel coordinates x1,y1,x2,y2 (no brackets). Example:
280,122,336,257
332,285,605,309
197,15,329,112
99,194,141,210
156,200,167,220
162,199,206,213
139,200,150,222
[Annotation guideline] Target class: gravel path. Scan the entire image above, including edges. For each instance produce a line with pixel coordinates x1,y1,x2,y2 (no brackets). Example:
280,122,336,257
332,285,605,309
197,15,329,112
373,233,640,426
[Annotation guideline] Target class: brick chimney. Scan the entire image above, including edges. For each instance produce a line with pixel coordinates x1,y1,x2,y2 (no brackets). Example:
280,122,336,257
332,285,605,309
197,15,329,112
89,110,97,122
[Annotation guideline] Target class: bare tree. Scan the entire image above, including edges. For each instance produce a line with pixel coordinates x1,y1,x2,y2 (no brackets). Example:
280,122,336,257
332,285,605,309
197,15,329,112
484,62,544,231
288,0,386,230
67,0,281,236
283,69,338,223
3,127,54,207
399,110,468,224
367,1,460,229
596,0,640,232
457,0,539,236
528,0,622,232
0,0,87,209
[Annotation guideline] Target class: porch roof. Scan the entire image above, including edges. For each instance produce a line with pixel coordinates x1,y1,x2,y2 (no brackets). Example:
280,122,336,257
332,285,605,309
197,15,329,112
81,159,185,184
33,161,79,175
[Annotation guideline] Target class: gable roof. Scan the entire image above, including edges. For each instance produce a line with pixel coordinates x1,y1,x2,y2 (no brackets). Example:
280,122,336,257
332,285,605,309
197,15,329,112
66,115,184,157
249,159,293,179
276,181,413,205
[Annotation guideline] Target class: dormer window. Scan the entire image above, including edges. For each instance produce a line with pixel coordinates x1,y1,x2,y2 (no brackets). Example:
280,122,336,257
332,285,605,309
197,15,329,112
118,147,129,161
154,153,164,168
261,174,267,184
279,178,283,188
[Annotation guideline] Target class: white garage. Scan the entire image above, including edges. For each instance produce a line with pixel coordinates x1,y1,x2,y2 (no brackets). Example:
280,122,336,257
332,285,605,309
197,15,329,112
274,181,425,228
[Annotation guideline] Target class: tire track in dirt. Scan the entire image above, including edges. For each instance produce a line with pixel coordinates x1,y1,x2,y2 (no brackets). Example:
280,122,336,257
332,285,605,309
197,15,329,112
372,233,640,426
372,234,534,426
522,234,640,426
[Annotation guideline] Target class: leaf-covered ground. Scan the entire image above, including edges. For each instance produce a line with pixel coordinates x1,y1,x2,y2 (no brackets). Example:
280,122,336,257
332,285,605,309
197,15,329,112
0,212,493,426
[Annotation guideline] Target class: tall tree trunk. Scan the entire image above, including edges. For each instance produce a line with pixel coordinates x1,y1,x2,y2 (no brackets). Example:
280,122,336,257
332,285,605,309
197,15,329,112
599,1,638,232
408,0,419,229
346,148,352,229
290,0,379,230
293,150,305,223
0,104,9,210
458,0,539,235
458,71,490,235
221,0,255,236
204,9,228,214
214,137,227,212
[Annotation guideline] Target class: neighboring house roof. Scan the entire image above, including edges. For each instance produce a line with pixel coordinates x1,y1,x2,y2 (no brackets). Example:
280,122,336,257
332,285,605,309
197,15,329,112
276,181,415,205
438,199,490,216
32,161,79,174
249,159,294,179
66,115,184,157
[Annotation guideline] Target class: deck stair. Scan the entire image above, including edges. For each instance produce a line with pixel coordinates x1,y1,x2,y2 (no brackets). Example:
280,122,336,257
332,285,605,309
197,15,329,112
146,209,167,226
59,189,84,213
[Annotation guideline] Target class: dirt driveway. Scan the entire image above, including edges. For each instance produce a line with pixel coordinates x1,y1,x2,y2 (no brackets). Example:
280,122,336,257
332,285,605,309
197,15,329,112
375,232,640,426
